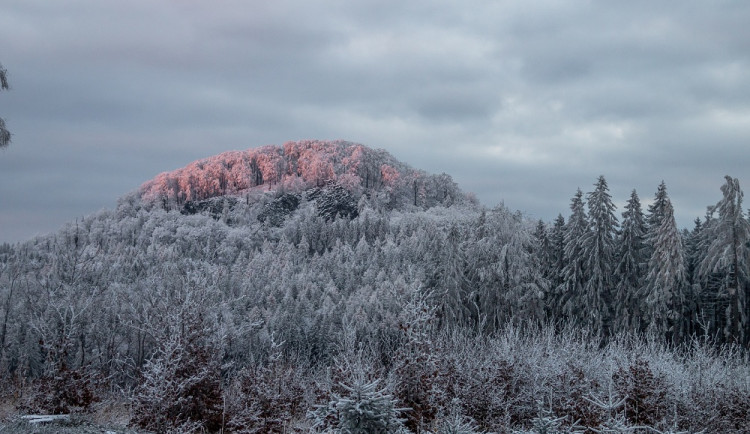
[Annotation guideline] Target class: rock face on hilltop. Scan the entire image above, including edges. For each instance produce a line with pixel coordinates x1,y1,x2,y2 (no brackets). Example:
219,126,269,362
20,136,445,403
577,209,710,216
139,140,467,214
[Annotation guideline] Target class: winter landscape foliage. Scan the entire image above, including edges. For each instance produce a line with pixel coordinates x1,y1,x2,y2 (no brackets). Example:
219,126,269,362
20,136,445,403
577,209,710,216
0,140,748,433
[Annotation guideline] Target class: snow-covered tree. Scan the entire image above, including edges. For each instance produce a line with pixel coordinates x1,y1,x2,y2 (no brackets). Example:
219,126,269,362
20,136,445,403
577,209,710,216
645,181,670,260
558,189,589,325
698,176,750,345
644,196,687,344
549,214,566,279
534,220,553,282
613,190,647,334
311,376,408,434
581,176,619,337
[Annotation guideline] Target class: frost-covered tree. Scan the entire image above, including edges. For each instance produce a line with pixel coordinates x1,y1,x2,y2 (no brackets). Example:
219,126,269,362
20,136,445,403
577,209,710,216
613,190,647,334
558,189,589,325
544,214,566,319
469,207,547,330
311,377,408,434
535,220,552,279
681,218,706,338
645,181,669,258
0,63,9,148
698,176,750,345
581,176,619,337
644,196,687,344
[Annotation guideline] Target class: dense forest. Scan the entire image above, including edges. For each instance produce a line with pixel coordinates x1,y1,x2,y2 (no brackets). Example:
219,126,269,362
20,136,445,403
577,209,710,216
0,140,748,433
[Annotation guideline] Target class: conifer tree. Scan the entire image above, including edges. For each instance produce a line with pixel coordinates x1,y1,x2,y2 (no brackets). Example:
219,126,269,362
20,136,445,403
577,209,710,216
535,219,552,280
549,214,566,287
559,189,588,325
682,218,705,337
685,218,703,285
644,197,687,344
311,376,408,433
545,214,566,320
614,190,647,334
699,176,750,345
581,176,619,337
645,181,669,261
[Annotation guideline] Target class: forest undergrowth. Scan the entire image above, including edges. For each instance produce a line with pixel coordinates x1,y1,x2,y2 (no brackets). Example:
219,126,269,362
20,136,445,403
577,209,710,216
1,323,748,433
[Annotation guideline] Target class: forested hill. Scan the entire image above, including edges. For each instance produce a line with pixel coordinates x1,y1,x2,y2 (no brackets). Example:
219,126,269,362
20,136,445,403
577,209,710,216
0,141,749,433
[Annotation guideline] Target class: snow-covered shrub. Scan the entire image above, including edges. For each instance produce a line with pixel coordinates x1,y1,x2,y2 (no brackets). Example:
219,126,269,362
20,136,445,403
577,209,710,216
429,332,529,430
17,363,100,415
524,400,570,434
715,386,750,432
224,361,307,433
429,401,485,434
393,285,439,432
549,363,603,430
130,331,223,433
612,358,668,428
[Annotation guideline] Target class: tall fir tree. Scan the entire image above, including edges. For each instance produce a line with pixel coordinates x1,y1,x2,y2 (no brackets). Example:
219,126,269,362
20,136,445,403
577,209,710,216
534,219,553,282
581,176,619,337
645,196,687,344
685,218,704,286
546,214,566,319
698,176,750,345
647,181,670,231
682,218,705,338
559,189,589,325
614,190,647,334
645,181,669,260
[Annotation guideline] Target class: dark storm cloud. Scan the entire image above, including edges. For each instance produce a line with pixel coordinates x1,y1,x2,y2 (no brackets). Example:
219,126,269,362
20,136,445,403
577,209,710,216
2,0,750,242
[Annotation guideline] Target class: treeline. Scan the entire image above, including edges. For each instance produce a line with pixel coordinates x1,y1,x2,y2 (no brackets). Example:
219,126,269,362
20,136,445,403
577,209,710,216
536,175,750,347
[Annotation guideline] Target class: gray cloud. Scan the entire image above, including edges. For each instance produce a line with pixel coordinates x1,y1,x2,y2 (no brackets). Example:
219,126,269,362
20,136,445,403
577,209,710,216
2,0,750,242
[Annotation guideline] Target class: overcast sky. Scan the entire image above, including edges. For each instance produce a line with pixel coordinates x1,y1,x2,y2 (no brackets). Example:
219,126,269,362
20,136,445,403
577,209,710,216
2,0,749,243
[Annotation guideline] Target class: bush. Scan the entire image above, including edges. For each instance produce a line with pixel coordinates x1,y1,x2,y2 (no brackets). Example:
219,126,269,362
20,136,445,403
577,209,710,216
17,363,100,415
612,358,667,428
130,333,223,433
224,362,307,433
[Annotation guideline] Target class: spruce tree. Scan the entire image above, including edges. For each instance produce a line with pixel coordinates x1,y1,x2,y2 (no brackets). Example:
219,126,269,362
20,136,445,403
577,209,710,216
546,214,566,319
549,214,566,287
698,176,750,345
645,181,669,262
647,181,669,231
682,218,705,337
581,176,619,337
311,377,408,434
535,219,552,277
559,189,588,326
645,197,687,344
614,190,647,334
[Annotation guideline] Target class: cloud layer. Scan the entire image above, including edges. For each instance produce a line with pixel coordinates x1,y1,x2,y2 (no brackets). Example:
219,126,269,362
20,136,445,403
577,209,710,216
2,0,749,242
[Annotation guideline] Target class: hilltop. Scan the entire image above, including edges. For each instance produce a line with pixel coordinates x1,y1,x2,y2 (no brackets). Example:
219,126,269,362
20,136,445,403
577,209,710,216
139,139,468,212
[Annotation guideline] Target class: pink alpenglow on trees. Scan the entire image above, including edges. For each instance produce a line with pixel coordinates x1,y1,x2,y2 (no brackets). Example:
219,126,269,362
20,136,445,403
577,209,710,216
138,140,467,212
